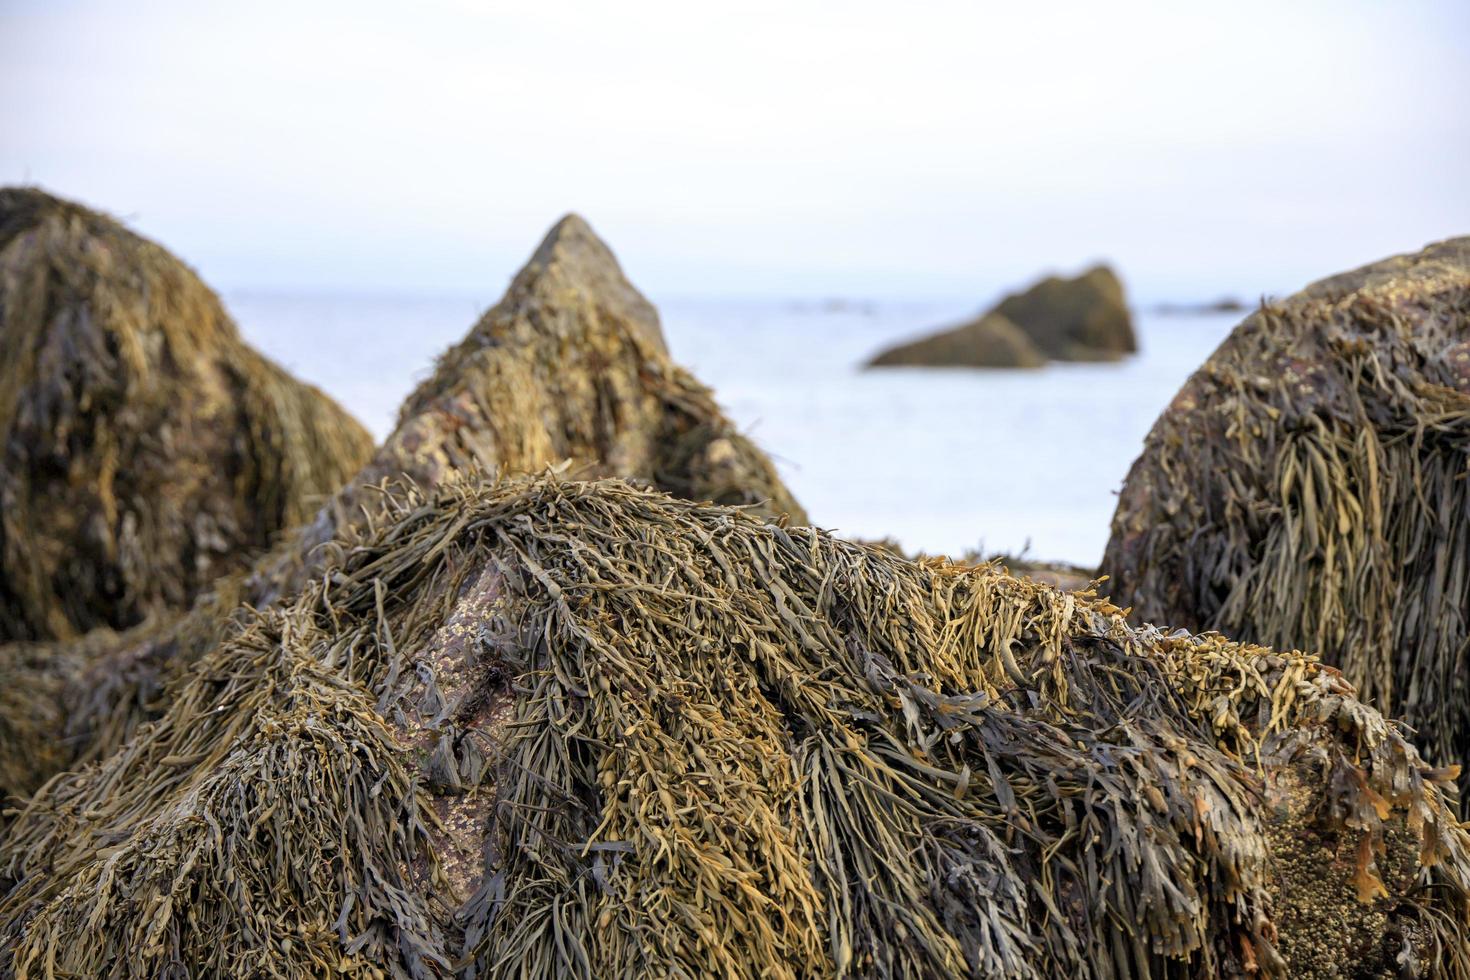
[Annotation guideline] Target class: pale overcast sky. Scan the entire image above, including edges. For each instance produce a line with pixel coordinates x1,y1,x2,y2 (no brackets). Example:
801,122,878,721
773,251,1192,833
3,0,1467,300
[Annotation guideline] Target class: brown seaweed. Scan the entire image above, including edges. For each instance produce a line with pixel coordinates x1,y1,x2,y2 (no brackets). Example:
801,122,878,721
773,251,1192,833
3,476,1465,978
0,210,804,802
1101,236,1470,809
0,186,374,643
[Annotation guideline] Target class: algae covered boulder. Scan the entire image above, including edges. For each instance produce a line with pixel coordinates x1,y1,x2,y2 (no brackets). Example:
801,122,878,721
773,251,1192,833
250,210,805,602
0,187,374,643
3,476,1466,978
0,211,806,799
868,264,1135,368
867,312,1046,368
0,640,88,800
1101,236,1470,806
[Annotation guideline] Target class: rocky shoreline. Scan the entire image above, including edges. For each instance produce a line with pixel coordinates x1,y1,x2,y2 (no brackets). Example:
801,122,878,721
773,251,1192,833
2,188,1468,977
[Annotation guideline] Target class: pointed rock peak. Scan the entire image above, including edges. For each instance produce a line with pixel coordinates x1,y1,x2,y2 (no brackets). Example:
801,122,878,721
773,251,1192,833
519,212,666,354
529,212,601,265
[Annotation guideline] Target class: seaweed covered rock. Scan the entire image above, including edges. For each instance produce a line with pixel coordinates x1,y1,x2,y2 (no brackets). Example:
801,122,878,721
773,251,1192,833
0,187,374,643
1101,236,1470,807
867,312,1047,369
868,264,1135,368
0,641,88,800
0,211,805,800
253,211,804,604
3,476,1466,978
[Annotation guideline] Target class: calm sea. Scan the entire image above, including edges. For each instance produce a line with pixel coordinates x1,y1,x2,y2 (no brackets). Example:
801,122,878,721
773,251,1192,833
227,291,1240,567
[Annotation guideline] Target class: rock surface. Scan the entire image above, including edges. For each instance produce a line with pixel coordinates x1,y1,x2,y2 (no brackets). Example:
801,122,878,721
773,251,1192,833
1100,235,1470,808
868,264,1135,368
867,312,1046,368
993,264,1135,360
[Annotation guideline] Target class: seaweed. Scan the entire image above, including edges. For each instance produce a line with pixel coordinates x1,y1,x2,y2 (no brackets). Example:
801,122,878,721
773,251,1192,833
3,475,1465,978
1101,236,1470,808
0,187,374,643
0,210,804,801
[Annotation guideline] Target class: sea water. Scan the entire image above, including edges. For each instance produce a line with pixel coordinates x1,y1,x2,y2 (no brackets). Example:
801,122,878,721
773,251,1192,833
228,291,1240,567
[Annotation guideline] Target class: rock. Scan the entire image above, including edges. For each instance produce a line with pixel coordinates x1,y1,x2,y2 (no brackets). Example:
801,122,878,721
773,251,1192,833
0,187,374,643
1,211,806,797
3,477,1467,978
1153,296,1249,315
992,264,1135,361
867,312,1047,368
1100,235,1470,808
249,210,805,605
867,264,1135,369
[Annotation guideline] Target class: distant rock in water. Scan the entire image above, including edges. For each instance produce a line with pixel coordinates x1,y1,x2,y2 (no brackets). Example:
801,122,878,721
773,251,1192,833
867,312,1046,368
1101,235,1470,809
867,264,1135,368
993,264,1135,360
1152,296,1249,315
0,187,374,643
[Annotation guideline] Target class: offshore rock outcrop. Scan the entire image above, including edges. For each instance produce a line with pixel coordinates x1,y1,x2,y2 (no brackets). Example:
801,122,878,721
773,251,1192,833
868,264,1135,369
867,312,1047,369
992,264,1135,361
